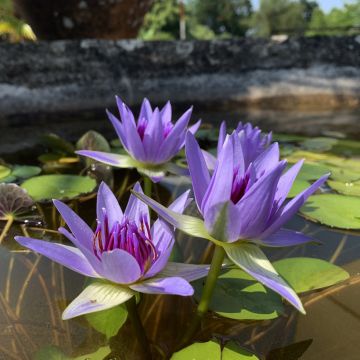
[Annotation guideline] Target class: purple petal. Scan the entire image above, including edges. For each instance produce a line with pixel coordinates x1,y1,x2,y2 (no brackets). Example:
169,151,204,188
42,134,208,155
225,244,305,313
258,228,314,247
236,161,286,238
106,109,128,150
101,249,141,284
185,132,211,209
159,262,210,282
253,143,280,178
125,182,150,225
201,134,234,215
62,281,134,319
76,150,134,168
143,108,162,162
179,119,202,147
15,236,99,278
97,182,123,229
201,150,217,172
129,276,194,296
145,243,173,278
53,199,93,252
275,160,304,208
260,174,330,239
217,120,227,155
160,100,171,124
138,98,153,123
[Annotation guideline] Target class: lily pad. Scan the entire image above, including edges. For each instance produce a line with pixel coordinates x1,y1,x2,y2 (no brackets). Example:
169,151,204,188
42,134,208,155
291,162,330,181
21,175,97,202
327,180,360,197
76,130,111,153
287,179,310,198
0,183,34,220
301,137,338,152
273,258,349,293
11,165,42,179
194,268,283,320
300,194,360,229
0,165,11,180
85,304,127,339
40,133,75,155
171,341,259,360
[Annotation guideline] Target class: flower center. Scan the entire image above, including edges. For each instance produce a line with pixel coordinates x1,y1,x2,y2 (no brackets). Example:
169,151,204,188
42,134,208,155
92,213,158,274
231,166,252,204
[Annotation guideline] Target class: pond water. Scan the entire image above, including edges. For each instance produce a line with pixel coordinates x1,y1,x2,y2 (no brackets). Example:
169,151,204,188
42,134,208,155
0,120,359,360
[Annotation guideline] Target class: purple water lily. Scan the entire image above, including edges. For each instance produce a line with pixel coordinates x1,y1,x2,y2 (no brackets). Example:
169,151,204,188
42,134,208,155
15,182,209,319
203,121,272,171
133,131,329,313
76,98,201,182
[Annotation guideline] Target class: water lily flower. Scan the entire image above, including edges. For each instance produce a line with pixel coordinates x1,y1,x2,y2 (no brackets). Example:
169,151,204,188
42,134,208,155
132,132,329,314
203,121,272,171
15,182,209,319
76,98,201,182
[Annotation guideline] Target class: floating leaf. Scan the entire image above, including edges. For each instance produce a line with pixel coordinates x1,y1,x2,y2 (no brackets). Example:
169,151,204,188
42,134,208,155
194,268,283,320
223,342,259,359
171,340,221,360
11,165,41,179
38,153,62,164
34,345,70,360
328,165,360,182
327,180,360,197
85,304,127,339
21,175,97,202
172,341,259,360
0,183,34,220
300,194,360,229
0,175,17,183
291,162,330,181
273,133,306,143
0,165,11,180
274,258,349,293
301,137,338,152
76,130,111,153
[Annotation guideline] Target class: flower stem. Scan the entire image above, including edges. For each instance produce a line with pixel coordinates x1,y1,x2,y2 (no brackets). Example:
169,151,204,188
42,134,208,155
0,215,14,244
144,176,152,198
179,245,225,347
126,296,152,359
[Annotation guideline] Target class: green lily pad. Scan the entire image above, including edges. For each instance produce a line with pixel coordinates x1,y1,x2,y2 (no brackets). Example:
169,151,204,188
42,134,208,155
194,268,283,320
328,165,360,182
273,133,306,143
171,340,221,360
0,175,17,183
327,180,360,196
301,137,338,152
171,341,259,360
300,194,360,229
11,165,42,179
291,162,330,181
38,153,62,163
274,258,349,293
85,304,127,339
0,165,11,180
21,175,97,202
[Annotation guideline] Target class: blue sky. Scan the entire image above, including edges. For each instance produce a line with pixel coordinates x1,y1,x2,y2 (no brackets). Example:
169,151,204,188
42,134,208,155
252,0,351,13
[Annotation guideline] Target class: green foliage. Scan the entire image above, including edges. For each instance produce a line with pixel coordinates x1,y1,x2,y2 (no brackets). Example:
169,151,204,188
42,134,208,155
0,0,35,41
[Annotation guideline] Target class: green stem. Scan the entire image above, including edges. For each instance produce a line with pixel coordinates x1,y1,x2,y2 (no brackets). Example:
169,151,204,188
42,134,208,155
178,245,225,347
126,296,152,359
144,176,152,198
0,215,14,244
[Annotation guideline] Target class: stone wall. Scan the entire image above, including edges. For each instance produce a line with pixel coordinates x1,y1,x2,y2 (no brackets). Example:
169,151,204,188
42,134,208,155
1,37,360,152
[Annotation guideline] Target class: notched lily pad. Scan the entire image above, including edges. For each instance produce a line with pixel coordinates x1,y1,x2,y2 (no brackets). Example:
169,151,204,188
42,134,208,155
274,258,349,293
327,180,360,197
300,194,360,229
0,183,34,220
21,175,97,202
194,268,283,320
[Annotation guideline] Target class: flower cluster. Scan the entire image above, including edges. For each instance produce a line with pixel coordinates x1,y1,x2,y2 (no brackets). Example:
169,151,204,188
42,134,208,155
16,97,329,322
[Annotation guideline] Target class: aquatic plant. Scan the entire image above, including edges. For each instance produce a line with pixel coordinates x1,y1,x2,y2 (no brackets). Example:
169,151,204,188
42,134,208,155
76,98,201,182
15,182,209,319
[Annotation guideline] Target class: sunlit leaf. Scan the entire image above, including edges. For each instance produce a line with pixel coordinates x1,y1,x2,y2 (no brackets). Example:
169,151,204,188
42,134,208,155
327,180,360,196
0,165,11,180
290,162,330,181
287,178,310,198
300,194,360,229
171,340,221,360
223,342,259,359
194,268,283,320
21,175,97,202
0,183,34,220
85,304,128,339
273,258,349,293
